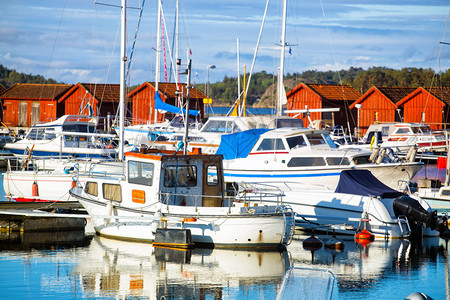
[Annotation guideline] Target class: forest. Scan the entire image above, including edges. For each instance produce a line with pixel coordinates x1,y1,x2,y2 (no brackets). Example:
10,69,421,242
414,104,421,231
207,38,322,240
1,64,449,108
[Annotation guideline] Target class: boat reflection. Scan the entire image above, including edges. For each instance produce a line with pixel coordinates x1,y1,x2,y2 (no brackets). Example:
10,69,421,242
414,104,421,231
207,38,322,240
287,233,445,297
75,236,290,299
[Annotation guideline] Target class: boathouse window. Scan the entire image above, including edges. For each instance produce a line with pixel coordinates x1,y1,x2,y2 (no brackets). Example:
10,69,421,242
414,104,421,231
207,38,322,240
103,183,122,202
164,165,197,187
287,157,326,167
286,136,306,149
257,138,286,151
85,182,98,196
206,165,219,186
128,161,154,186
326,157,350,166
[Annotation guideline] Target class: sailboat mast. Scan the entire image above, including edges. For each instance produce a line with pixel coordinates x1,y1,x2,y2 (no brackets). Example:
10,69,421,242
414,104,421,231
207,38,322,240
277,0,287,116
154,0,162,123
118,0,127,160
183,59,192,155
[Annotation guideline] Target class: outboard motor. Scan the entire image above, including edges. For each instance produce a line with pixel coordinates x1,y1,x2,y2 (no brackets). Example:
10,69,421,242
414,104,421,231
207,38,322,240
393,195,448,234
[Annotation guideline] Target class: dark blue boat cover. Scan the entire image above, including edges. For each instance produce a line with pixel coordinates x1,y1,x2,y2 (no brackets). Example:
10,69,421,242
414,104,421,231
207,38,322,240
155,91,199,116
334,169,404,198
215,128,271,160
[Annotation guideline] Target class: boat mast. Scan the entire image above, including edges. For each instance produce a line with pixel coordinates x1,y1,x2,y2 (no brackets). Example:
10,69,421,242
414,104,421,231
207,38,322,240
118,0,127,160
183,59,192,155
277,0,287,117
154,0,162,123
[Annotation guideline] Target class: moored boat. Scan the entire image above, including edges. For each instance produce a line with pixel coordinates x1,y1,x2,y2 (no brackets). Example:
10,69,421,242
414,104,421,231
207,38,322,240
70,149,295,248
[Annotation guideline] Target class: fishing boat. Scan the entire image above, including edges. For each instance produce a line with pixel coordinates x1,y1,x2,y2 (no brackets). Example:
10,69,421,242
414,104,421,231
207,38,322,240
70,148,294,248
238,169,448,239
3,115,117,159
217,127,424,190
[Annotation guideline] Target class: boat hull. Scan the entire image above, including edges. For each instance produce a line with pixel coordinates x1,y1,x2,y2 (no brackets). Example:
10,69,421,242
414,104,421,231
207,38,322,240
72,188,292,248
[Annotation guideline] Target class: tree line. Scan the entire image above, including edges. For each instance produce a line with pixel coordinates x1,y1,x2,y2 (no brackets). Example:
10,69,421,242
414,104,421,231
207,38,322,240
196,67,450,107
0,65,58,88
1,64,449,108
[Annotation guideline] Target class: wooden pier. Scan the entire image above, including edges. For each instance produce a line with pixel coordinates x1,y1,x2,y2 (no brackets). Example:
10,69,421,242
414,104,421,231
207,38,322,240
0,201,90,233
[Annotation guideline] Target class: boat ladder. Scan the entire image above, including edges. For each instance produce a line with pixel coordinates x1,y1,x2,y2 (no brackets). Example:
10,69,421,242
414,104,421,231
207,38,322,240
278,205,295,245
396,215,411,238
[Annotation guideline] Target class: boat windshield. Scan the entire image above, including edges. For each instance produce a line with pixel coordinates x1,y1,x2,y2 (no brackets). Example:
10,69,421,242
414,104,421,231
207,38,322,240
26,128,57,140
415,126,431,134
62,124,97,133
304,133,336,148
164,165,197,187
201,120,239,133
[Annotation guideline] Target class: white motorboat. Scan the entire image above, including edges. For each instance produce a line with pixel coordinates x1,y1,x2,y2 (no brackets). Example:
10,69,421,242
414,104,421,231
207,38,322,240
149,115,304,154
3,157,124,202
360,123,447,153
70,149,294,248
217,127,424,190
238,169,448,239
4,115,117,159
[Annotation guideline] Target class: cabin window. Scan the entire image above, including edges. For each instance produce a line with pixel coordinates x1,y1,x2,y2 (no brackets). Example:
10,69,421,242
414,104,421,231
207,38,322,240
353,156,371,165
287,157,326,167
286,136,306,149
256,138,286,151
103,183,122,202
85,181,98,196
164,165,197,187
206,165,219,186
26,128,41,140
307,134,327,145
45,128,56,140
128,161,154,186
326,157,350,166
394,128,411,135
381,126,390,137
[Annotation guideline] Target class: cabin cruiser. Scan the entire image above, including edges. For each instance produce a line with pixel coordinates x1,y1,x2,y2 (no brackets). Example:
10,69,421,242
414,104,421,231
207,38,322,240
360,123,447,153
238,169,447,239
148,115,304,154
69,149,294,248
217,127,424,190
4,115,117,159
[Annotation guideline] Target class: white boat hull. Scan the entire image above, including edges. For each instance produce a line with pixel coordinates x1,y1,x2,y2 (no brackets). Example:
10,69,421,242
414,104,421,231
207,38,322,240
224,161,423,190
72,187,293,248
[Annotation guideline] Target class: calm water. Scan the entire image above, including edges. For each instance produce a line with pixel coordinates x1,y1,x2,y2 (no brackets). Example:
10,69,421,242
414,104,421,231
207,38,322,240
0,171,449,299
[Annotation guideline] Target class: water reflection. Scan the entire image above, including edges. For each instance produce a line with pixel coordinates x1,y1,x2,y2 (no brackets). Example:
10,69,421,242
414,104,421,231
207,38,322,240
0,230,448,299
75,236,290,299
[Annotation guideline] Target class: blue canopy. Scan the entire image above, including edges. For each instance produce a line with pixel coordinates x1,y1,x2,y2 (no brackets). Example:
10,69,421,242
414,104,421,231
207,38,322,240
334,169,403,198
215,128,271,160
155,91,199,116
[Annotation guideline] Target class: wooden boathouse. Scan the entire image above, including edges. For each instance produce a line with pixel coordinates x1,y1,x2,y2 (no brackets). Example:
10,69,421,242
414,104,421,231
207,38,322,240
285,83,360,128
396,87,450,130
350,87,416,136
0,83,73,127
128,82,206,125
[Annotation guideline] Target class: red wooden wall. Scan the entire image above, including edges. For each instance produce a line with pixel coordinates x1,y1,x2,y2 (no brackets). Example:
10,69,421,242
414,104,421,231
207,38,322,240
399,88,445,130
353,88,397,135
287,84,322,128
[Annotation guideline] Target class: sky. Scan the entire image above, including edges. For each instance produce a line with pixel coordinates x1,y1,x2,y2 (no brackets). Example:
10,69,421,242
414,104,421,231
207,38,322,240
1,0,450,87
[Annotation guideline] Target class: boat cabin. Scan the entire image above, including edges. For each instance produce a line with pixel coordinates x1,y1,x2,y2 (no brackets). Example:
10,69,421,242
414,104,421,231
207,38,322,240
362,123,435,143
120,151,225,208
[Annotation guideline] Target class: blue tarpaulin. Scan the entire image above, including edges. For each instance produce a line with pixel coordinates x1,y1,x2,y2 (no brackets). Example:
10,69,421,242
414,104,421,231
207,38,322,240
334,169,403,198
155,91,199,116
215,128,271,160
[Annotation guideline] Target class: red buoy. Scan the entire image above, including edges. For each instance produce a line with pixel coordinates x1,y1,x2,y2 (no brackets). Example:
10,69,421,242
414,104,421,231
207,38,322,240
32,181,39,197
71,180,77,189
355,229,375,244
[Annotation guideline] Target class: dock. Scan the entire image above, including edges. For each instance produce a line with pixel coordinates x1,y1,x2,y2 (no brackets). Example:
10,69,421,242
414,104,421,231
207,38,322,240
0,201,90,233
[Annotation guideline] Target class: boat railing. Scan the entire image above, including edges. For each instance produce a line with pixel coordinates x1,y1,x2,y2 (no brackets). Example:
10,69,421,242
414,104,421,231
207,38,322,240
234,182,286,205
86,162,125,179
6,155,80,172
